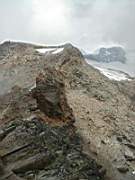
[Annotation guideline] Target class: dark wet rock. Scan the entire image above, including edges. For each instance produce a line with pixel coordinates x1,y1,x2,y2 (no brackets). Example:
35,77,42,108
0,117,105,180
13,152,53,174
0,157,4,174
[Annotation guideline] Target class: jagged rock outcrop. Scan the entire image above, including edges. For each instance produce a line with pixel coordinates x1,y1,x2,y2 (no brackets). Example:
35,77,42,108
0,41,135,180
32,70,74,124
0,84,105,180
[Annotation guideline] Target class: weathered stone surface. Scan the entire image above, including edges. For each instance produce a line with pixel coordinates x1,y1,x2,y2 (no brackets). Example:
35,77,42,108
0,86,37,126
0,116,105,180
117,164,129,173
32,70,75,124
124,147,135,161
0,62,105,180
0,41,135,180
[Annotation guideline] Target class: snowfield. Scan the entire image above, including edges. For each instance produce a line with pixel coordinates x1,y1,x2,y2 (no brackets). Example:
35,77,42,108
36,48,64,54
52,48,64,54
96,67,130,81
36,48,56,53
86,59,131,81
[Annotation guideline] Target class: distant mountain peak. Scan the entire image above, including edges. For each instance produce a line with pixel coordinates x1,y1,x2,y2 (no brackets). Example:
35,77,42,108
85,46,127,63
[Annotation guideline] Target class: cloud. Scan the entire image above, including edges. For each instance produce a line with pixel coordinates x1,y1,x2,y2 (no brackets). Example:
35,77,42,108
30,0,71,44
0,0,135,51
68,0,135,51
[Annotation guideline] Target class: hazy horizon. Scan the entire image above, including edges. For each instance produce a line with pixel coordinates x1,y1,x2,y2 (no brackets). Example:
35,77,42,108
0,0,135,51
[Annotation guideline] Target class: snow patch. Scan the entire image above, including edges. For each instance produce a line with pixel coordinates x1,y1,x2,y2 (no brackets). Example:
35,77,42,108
52,48,64,54
95,67,129,81
104,50,111,56
36,48,56,54
36,47,64,54
86,59,132,81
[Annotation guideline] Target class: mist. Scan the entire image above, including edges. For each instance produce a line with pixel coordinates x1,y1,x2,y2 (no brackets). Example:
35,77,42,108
0,0,135,50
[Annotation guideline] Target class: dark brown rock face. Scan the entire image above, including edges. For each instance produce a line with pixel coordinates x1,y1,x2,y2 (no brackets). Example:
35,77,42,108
32,69,75,123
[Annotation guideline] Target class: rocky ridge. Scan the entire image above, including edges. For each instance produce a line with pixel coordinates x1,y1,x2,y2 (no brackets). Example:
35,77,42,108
0,41,135,180
0,42,105,180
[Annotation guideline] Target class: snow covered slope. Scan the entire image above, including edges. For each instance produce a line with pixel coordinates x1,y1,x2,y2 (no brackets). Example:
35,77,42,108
86,59,132,81
95,67,131,81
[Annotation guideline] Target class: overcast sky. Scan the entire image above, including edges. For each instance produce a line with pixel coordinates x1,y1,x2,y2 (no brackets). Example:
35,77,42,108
0,0,135,51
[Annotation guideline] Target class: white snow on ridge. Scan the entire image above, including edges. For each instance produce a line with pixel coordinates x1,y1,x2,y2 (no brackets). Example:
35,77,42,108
86,59,132,81
36,47,64,54
52,48,64,54
36,48,56,54
96,67,129,81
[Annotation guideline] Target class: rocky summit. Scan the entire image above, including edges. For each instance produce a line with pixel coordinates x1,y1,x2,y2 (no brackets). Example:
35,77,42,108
0,41,135,180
